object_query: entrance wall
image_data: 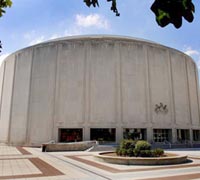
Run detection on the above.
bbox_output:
[0,36,199,146]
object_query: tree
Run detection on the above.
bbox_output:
[84,0,120,16]
[83,0,195,29]
[0,0,12,17]
[0,41,2,53]
[151,0,195,28]
[0,0,12,53]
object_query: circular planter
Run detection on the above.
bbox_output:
[95,152,188,165]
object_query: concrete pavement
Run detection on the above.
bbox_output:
[0,145,200,180]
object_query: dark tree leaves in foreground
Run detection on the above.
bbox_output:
[0,0,12,53]
[83,0,195,28]
[0,0,12,17]
[151,0,195,28]
[0,41,1,54]
[84,0,120,16]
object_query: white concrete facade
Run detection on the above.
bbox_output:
[0,35,199,146]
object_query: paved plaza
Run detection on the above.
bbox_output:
[0,145,200,179]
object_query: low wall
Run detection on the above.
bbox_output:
[42,141,97,152]
[95,152,188,165]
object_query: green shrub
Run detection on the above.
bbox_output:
[133,148,140,157]
[135,140,151,151]
[120,148,127,156]
[116,147,120,156]
[152,148,164,157]
[117,139,136,156]
[126,148,134,157]
[117,139,164,158]
[139,150,153,157]
[120,139,136,149]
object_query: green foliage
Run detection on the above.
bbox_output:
[151,0,195,28]
[0,0,12,17]
[152,148,164,157]
[126,148,134,157]
[0,41,2,53]
[83,0,99,7]
[117,139,164,158]
[83,0,195,28]
[116,139,136,156]
[116,148,127,156]
[83,0,120,16]
[0,0,12,53]
[120,139,136,149]
[135,140,151,151]
[133,148,140,157]
[121,148,127,156]
[139,150,153,157]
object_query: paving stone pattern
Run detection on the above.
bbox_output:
[1,145,200,179]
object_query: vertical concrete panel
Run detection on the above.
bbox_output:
[171,52,190,126]
[54,42,85,128]
[120,43,147,125]
[82,42,92,140]
[9,49,32,145]
[0,62,5,115]
[0,55,15,143]
[89,40,117,125]
[28,45,57,145]
[195,62,200,126]
[114,43,123,141]
[148,46,172,126]
[186,57,200,126]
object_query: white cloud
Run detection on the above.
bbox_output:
[29,36,45,46]
[23,30,47,46]
[23,30,36,40]
[184,46,200,70]
[64,27,83,36]
[23,13,111,47]
[184,47,200,56]
[49,34,61,40]
[0,53,10,66]
[75,14,109,29]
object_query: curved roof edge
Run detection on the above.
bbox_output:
[44,34,159,45]
[5,35,194,62]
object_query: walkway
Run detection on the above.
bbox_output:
[0,145,200,179]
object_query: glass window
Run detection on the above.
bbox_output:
[59,128,83,142]
[177,129,190,142]
[123,128,146,140]
[153,129,172,142]
[193,130,200,141]
[90,128,116,142]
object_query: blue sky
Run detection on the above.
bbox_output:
[0,0,200,70]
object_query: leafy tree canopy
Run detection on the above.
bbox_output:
[151,0,195,28]
[84,0,120,16]
[0,0,12,53]
[0,41,2,53]
[0,0,12,17]
[83,0,195,29]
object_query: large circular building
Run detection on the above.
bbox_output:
[0,35,200,146]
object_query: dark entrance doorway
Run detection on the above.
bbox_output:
[90,128,116,142]
[59,128,83,142]
[123,128,147,140]
[177,129,190,143]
